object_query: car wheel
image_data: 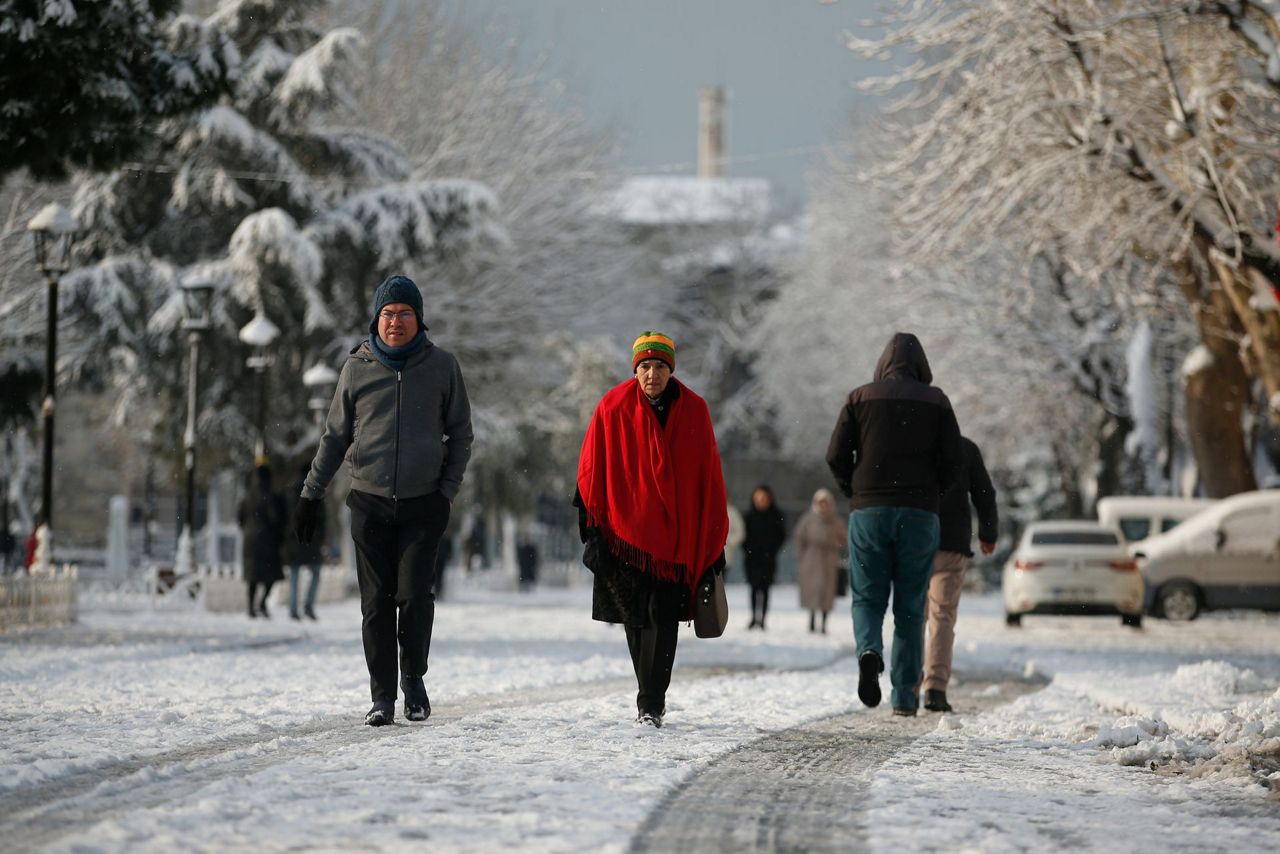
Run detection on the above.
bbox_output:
[1121,614,1143,628]
[1005,612,1022,627]
[1158,583,1200,622]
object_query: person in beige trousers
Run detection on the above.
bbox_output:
[923,435,998,712]
[794,489,847,633]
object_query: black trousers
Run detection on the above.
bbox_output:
[750,584,771,624]
[349,491,449,703]
[623,593,679,716]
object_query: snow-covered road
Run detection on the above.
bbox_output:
[1,582,1277,852]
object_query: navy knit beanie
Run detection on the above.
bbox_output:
[369,274,426,334]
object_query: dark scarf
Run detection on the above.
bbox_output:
[368,331,427,371]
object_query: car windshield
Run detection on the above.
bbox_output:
[1030,531,1119,546]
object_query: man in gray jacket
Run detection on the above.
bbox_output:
[293,274,473,726]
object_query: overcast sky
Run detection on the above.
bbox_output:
[428,0,888,208]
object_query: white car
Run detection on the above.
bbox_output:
[1134,490,1280,621]
[1002,521,1144,627]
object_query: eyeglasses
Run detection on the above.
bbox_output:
[379,310,415,323]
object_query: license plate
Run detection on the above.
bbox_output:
[1050,587,1095,598]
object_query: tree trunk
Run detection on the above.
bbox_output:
[1172,250,1258,497]
[1207,251,1280,427]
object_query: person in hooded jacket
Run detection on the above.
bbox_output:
[826,332,962,717]
[575,332,728,728]
[292,274,473,727]
[742,485,786,630]
[794,488,847,634]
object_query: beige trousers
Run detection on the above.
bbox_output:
[923,550,969,692]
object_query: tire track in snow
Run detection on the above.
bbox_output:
[0,653,851,849]
[630,671,1047,854]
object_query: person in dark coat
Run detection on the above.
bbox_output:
[742,485,786,630]
[826,332,962,717]
[284,463,326,621]
[292,274,473,727]
[923,435,998,713]
[575,331,728,728]
[516,535,539,592]
[239,463,286,619]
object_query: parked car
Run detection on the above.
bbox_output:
[1135,490,1280,621]
[1002,521,1144,627]
[1096,496,1213,550]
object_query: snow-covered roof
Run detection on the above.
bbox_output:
[601,176,771,226]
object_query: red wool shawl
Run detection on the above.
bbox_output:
[577,377,729,598]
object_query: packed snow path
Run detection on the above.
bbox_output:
[631,672,1044,853]
[1,583,1278,851]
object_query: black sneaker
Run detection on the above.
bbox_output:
[365,700,395,727]
[924,689,952,713]
[304,605,318,621]
[401,675,431,722]
[857,650,884,708]
[892,706,917,717]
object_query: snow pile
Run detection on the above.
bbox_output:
[1080,662,1279,791]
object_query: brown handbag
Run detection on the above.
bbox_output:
[694,571,729,638]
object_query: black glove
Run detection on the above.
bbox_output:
[292,497,321,544]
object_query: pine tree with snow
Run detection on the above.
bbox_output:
[0,0,237,180]
[43,0,502,466]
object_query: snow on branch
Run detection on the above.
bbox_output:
[228,208,331,330]
[271,28,365,127]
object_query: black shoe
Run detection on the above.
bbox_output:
[892,706,918,717]
[248,609,258,619]
[290,611,301,621]
[401,675,431,722]
[258,603,270,619]
[304,605,317,621]
[365,700,395,727]
[636,710,665,728]
[857,651,884,708]
[924,689,952,713]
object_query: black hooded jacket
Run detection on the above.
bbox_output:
[825,333,962,513]
[939,437,999,555]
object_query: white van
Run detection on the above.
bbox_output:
[1096,496,1213,547]
[1134,490,1280,621]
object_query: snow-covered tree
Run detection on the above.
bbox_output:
[846,0,1280,496]
[15,0,505,478]
[0,0,237,180]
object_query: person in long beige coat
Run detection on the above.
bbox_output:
[794,488,847,633]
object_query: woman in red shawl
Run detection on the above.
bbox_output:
[575,332,729,728]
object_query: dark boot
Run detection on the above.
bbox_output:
[401,674,431,722]
[857,650,884,708]
[809,611,816,633]
[365,699,394,727]
[892,706,918,717]
[924,689,953,713]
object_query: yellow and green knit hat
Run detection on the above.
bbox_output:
[632,331,676,371]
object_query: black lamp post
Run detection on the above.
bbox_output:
[26,203,79,572]
[177,278,215,573]
[238,312,280,460]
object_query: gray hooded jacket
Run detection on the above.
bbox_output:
[302,339,473,502]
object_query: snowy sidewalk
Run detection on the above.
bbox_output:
[0,584,1277,851]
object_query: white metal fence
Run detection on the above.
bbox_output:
[0,567,79,632]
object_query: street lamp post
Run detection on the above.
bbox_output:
[238,312,280,460]
[176,278,215,574]
[26,204,79,573]
[302,361,339,432]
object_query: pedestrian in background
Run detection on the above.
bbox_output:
[826,332,961,717]
[742,485,786,630]
[517,534,539,592]
[293,273,473,727]
[724,502,744,582]
[285,462,325,621]
[239,461,286,619]
[923,435,998,713]
[575,332,728,728]
[794,488,846,634]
